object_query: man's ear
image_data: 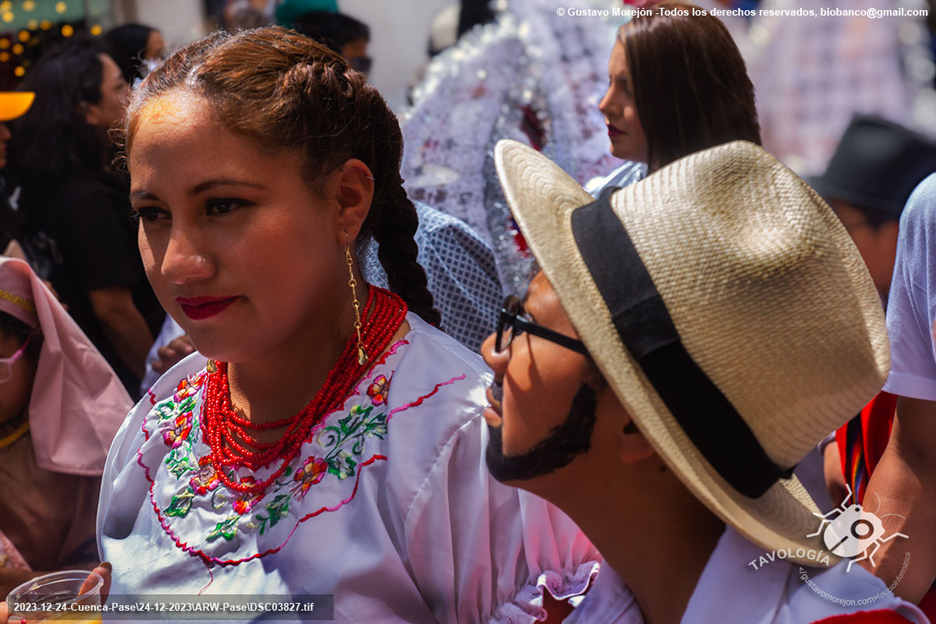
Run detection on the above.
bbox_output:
[594,380,656,464]
[619,415,656,463]
[332,158,375,243]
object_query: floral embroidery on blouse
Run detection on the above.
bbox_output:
[136,342,437,565]
[366,374,389,405]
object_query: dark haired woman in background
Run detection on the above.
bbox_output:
[95,26,596,622]
[103,23,166,86]
[589,0,761,191]
[9,39,164,398]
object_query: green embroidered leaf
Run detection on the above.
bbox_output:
[154,402,176,421]
[178,396,197,414]
[265,494,290,528]
[353,404,373,418]
[206,515,239,542]
[165,450,194,478]
[165,487,195,517]
[255,514,269,536]
[328,450,357,480]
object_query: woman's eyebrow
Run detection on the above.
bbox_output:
[188,179,266,195]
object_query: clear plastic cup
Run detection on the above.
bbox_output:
[5,570,103,623]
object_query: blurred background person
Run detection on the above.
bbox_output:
[812,117,936,618]
[0,257,131,596]
[816,114,936,508]
[102,23,166,87]
[293,10,371,75]
[811,116,936,302]
[590,0,762,192]
[0,92,35,258]
[8,38,164,399]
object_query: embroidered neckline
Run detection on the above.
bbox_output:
[135,337,469,566]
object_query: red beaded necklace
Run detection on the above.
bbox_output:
[201,286,407,495]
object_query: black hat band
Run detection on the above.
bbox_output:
[570,188,795,498]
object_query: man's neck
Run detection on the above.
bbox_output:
[540,460,725,624]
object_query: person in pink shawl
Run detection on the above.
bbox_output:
[0,256,131,596]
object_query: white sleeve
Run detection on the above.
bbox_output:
[883,174,936,400]
[401,410,602,623]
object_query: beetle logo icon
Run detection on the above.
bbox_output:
[807,485,908,572]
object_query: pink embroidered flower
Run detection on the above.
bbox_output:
[163,412,193,449]
[233,477,263,515]
[173,372,207,403]
[366,375,389,406]
[189,458,220,495]
[292,457,328,499]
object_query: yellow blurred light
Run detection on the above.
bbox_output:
[55,2,67,14]
[0,39,9,49]
[0,52,10,62]
[23,0,35,10]
[40,20,51,30]
[61,24,73,37]
[0,1,11,11]
[1,12,12,23]
[12,44,22,55]
[14,66,24,77]
[17,30,28,42]
[26,19,36,30]
[90,24,102,36]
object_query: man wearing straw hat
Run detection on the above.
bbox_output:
[481,139,929,623]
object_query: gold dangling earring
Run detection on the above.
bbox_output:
[345,232,368,366]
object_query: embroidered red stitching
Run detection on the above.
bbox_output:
[134,339,470,567]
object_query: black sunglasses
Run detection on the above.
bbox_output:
[495,295,588,355]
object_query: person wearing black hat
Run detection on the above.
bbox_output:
[814,114,936,550]
[810,115,936,300]
[813,117,936,612]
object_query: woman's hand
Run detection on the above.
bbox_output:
[0,563,111,624]
[152,335,195,374]
[82,562,112,604]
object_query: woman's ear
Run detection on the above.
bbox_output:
[332,158,375,243]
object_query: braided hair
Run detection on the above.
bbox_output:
[122,26,440,325]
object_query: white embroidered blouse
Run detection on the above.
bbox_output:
[98,314,600,623]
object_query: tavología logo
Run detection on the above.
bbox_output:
[807,485,907,572]
[748,485,907,572]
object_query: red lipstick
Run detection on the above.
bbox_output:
[176,295,239,320]
[607,124,625,137]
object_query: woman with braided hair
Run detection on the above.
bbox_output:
[89,26,597,623]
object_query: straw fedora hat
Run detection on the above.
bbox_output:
[494,139,889,565]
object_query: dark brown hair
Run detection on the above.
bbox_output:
[122,27,440,325]
[620,1,761,169]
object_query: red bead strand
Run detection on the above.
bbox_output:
[200,286,407,495]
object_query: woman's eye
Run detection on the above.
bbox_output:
[206,199,251,215]
[130,207,166,224]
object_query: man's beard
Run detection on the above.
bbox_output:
[486,383,598,483]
